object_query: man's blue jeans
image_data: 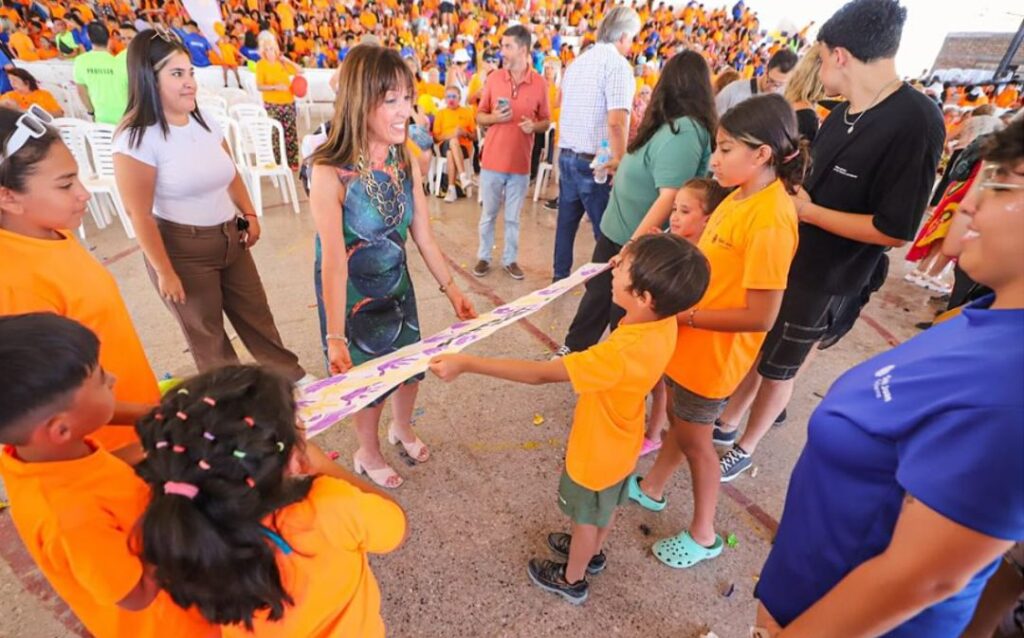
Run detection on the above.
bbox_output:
[553,150,611,280]
[478,169,529,267]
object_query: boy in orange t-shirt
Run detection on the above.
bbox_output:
[429,234,710,604]
[0,314,217,638]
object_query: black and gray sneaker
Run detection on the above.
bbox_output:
[712,420,738,447]
[546,532,607,575]
[773,409,787,426]
[543,197,559,210]
[551,344,571,359]
[527,558,589,605]
[719,444,753,483]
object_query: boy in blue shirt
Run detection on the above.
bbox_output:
[182,21,213,68]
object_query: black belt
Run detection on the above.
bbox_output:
[561,148,596,162]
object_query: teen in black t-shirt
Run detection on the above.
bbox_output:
[712,0,945,483]
[790,83,945,295]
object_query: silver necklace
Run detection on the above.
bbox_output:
[843,79,903,134]
[357,146,407,227]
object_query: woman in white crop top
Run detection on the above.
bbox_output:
[113,30,308,381]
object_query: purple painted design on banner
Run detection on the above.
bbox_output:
[298,263,607,438]
[340,382,387,405]
[423,326,465,344]
[302,377,338,394]
[423,343,451,357]
[578,263,609,278]
[377,355,420,375]
[451,332,482,348]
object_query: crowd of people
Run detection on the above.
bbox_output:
[0,0,1022,636]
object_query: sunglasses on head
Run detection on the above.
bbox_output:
[2,104,54,165]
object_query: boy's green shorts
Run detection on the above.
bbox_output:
[557,469,629,528]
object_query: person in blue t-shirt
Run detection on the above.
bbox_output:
[239,30,260,63]
[0,47,12,94]
[753,117,1024,637]
[69,12,93,52]
[182,21,213,68]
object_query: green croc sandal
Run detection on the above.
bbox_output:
[652,531,723,569]
[627,475,666,512]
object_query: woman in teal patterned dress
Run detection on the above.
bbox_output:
[310,45,476,489]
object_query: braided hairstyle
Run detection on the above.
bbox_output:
[133,365,314,629]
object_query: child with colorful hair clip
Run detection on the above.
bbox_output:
[134,364,407,637]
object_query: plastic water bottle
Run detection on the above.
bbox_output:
[591,139,612,184]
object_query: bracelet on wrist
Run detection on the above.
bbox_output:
[687,308,698,328]
[243,213,258,218]
[438,277,454,294]
[326,333,349,345]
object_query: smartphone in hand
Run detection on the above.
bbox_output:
[496,97,511,117]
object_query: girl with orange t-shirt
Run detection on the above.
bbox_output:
[134,365,407,638]
[0,106,158,460]
[629,95,803,570]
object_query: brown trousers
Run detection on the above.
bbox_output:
[146,218,305,381]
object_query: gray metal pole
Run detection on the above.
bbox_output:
[994,18,1024,81]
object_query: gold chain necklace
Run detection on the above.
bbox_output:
[357,146,407,227]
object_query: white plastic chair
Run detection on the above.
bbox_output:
[213,114,245,165]
[295,91,316,129]
[229,102,268,121]
[83,123,136,238]
[54,118,109,238]
[533,123,557,202]
[431,143,447,197]
[197,93,228,117]
[215,87,258,108]
[238,117,299,216]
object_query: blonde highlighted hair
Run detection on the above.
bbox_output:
[784,45,825,106]
[310,45,414,170]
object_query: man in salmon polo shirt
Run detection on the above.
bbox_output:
[474,24,550,281]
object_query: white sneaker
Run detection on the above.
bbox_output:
[296,373,320,387]
[923,276,951,293]
[460,172,473,187]
[904,271,925,284]
[444,189,457,203]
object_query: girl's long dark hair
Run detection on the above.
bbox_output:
[628,50,717,154]
[119,29,209,149]
[133,365,314,629]
[719,93,811,194]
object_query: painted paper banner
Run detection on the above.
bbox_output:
[298,262,611,437]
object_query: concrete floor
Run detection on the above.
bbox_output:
[0,173,940,638]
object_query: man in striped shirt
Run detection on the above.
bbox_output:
[552,6,640,282]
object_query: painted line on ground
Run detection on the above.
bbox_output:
[0,512,88,636]
[445,257,782,536]
[100,244,141,267]
[858,312,902,347]
[445,255,561,353]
